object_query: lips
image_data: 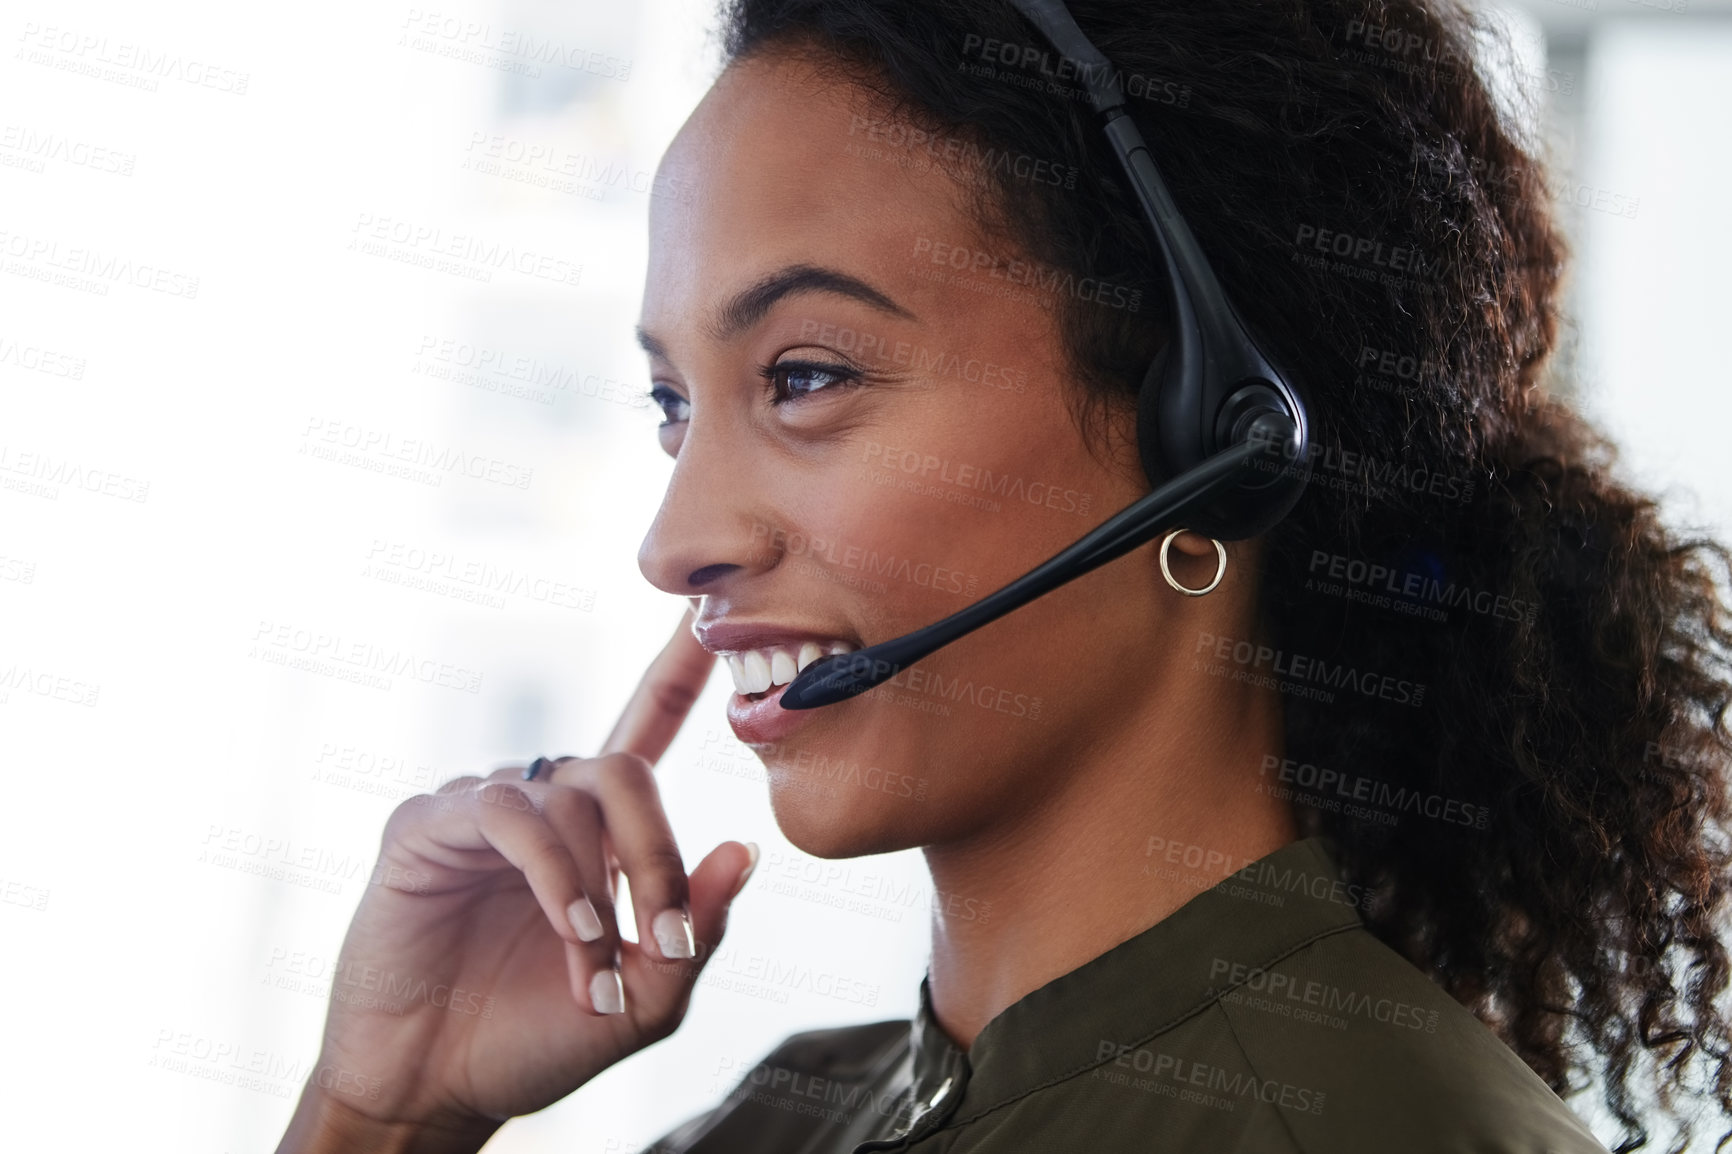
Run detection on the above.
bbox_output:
[695,624,862,691]
[725,678,813,744]
[694,620,863,656]
[697,621,863,744]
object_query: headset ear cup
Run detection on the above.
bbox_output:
[1133,342,1309,540]
[1135,343,1174,490]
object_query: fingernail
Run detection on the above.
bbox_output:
[653,907,696,959]
[730,841,760,901]
[568,896,604,942]
[590,967,624,1014]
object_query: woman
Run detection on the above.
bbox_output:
[276,0,1732,1151]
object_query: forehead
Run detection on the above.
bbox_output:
[642,50,989,330]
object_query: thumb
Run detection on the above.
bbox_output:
[688,840,758,959]
[617,841,757,1029]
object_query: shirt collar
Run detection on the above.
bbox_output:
[907,835,1364,1125]
[903,981,971,1133]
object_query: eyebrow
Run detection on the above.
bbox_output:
[635,263,916,360]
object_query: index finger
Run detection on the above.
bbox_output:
[599,603,716,765]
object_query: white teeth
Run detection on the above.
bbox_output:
[742,650,773,695]
[796,640,823,673]
[728,639,859,696]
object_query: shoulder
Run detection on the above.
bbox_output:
[644,1018,911,1153]
[750,1016,912,1075]
[1215,923,1610,1153]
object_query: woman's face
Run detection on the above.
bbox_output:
[637,50,1228,858]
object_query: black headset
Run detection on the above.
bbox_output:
[780,0,1311,710]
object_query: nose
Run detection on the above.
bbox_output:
[637,419,774,596]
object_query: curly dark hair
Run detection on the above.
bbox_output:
[714,0,1732,1149]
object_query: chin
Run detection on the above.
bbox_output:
[765,773,927,860]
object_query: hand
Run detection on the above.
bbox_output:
[277,606,755,1150]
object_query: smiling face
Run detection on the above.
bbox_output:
[636,47,1242,859]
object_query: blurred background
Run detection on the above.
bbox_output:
[0,0,1726,1149]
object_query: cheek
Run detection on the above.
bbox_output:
[757,387,1139,813]
[779,449,984,621]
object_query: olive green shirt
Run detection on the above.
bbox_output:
[647,836,1609,1152]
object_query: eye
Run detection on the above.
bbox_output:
[647,383,690,426]
[763,359,864,406]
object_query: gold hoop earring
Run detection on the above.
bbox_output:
[1159,529,1227,597]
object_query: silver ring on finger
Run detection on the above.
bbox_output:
[523,754,571,782]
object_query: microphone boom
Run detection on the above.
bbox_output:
[779,417,1294,710]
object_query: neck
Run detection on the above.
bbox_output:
[920,677,1294,1052]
